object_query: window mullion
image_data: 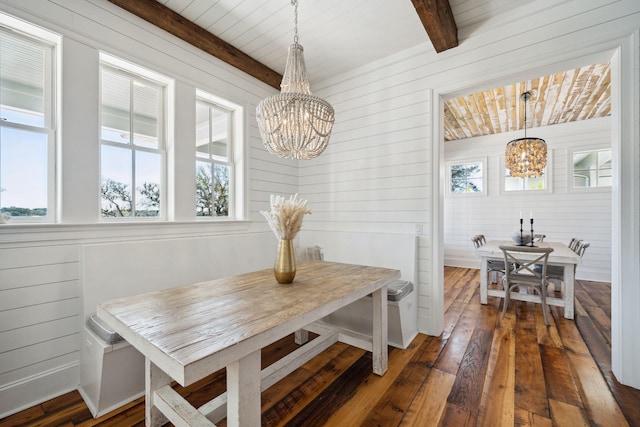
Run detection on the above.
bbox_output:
[129,79,136,217]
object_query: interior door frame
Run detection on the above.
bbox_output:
[432,33,640,388]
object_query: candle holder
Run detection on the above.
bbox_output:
[517,218,527,246]
[529,218,535,247]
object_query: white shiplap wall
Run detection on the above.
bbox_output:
[444,117,612,282]
[0,245,80,414]
[298,59,433,333]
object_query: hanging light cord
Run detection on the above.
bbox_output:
[292,0,299,44]
[522,91,530,139]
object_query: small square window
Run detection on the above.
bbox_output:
[572,148,611,189]
[447,159,486,196]
[502,155,551,193]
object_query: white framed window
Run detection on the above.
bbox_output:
[195,90,244,219]
[446,158,486,196]
[501,155,551,193]
[99,56,169,219]
[571,148,611,189]
[0,18,59,223]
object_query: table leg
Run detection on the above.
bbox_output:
[563,263,575,319]
[146,358,170,427]
[480,257,488,304]
[372,285,388,376]
[227,350,261,427]
[295,329,309,344]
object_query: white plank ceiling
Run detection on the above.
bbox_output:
[154,0,526,84]
[151,0,608,140]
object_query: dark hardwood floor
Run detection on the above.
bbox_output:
[2,267,639,426]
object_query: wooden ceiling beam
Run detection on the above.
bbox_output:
[410,0,458,53]
[107,0,282,90]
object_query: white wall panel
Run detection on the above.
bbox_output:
[300,52,432,332]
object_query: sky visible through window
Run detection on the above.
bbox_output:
[0,109,47,211]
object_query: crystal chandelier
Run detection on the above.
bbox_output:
[505,92,547,178]
[256,0,334,160]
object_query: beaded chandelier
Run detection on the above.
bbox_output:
[505,92,547,178]
[256,0,334,160]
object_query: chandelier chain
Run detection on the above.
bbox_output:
[292,0,299,44]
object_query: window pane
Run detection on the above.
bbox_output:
[196,102,210,158]
[0,30,46,128]
[196,161,212,216]
[0,127,47,217]
[101,70,131,144]
[195,101,230,160]
[573,149,612,188]
[449,162,482,193]
[135,151,160,217]
[213,164,229,217]
[101,144,132,217]
[505,167,546,191]
[210,108,229,158]
[133,81,160,149]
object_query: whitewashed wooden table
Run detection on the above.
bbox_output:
[476,240,581,319]
[97,261,400,427]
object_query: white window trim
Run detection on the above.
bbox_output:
[99,54,173,221]
[499,153,553,195]
[568,147,612,193]
[445,157,487,197]
[195,89,245,221]
[0,15,60,223]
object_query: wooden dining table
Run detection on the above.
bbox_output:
[97,261,400,427]
[476,240,582,319]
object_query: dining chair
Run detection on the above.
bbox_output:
[295,245,324,262]
[500,245,554,325]
[473,234,510,284]
[568,238,582,252]
[537,241,590,291]
[534,233,546,242]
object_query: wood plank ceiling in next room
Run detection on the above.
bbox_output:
[444,62,611,141]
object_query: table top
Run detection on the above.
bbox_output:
[476,240,581,265]
[97,261,400,385]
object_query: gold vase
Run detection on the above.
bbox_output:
[274,239,296,284]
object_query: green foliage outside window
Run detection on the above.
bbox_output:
[450,163,483,193]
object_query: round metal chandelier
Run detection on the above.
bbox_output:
[505,92,547,178]
[256,0,334,160]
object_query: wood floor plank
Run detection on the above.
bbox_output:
[573,291,640,427]
[399,368,455,427]
[360,329,450,426]
[477,311,516,427]
[435,300,482,375]
[539,345,583,407]
[513,408,552,427]
[548,398,590,426]
[260,344,365,426]
[259,341,353,411]
[513,302,550,418]
[278,353,373,427]
[556,324,629,426]
[574,284,611,344]
[439,403,476,427]
[446,302,497,414]
[321,334,427,427]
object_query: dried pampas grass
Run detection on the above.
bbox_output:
[261,194,311,240]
